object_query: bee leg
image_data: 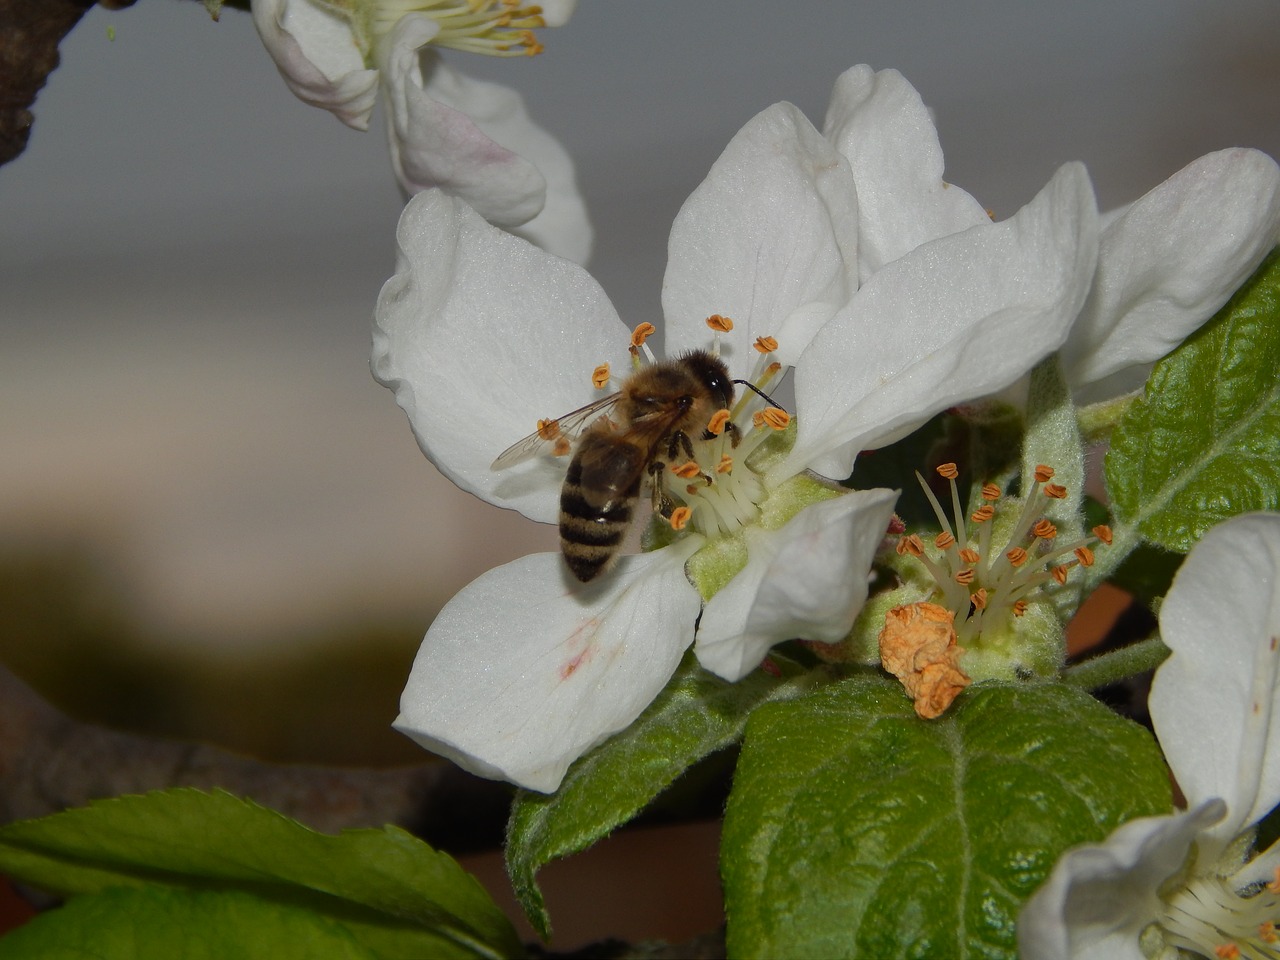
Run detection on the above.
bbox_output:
[668,430,695,461]
[648,461,677,517]
[724,420,742,448]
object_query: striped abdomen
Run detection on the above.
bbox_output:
[559,434,647,582]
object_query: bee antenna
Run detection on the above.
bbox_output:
[732,379,787,412]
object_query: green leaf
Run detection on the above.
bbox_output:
[506,652,820,939]
[0,789,520,960]
[1106,247,1280,554]
[721,674,1171,959]
[0,887,375,960]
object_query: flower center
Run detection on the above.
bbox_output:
[896,463,1111,646]
[359,0,549,56]
[1158,867,1280,959]
[631,317,788,541]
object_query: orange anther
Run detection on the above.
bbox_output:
[1074,546,1096,567]
[672,461,702,479]
[970,588,988,611]
[971,505,995,523]
[669,506,692,530]
[935,531,956,550]
[1051,565,1069,586]
[591,363,610,389]
[716,454,734,474]
[707,408,732,436]
[954,568,976,585]
[897,534,925,557]
[630,322,656,347]
[754,335,779,353]
[959,548,980,564]
[553,437,572,457]
[1034,465,1055,482]
[937,462,959,480]
[766,361,783,376]
[1043,483,1068,499]
[536,418,561,441]
[1092,524,1113,545]
[706,313,734,332]
[1032,519,1058,540]
[756,407,790,431]
[1259,922,1277,944]
[1005,547,1028,567]
[981,482,1002,501]
[1214,944,1241,960]
[1011,599,1028,617]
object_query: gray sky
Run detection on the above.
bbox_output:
[2,0,1278,646]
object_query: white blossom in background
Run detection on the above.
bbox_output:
[370,64,1100,793]
[1061,148,1280,403]
[251,0,591,262]
[1019,512,1280,960]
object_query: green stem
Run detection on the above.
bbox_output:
[1062,634,1170,690]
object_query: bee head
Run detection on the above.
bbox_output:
[682,350,735,410]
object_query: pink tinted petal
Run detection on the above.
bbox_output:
[395,544,701,793]
[663,101,859,372]
[383,16,545,227]
[782,162,1098,483]
[822,65,988,279]
[695,488,898,681]
[1151,512,1280,849]
[252,0,379,130]
[371,190,630,523]
[1017,802,1224,960]
[1064,149,1280,397]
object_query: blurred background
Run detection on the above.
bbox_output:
[2,1,1279,768]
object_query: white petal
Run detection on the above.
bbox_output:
[822,65,989,279]
[695,488,898,681]
[382,17,545,228]
[251,0,379,130]
[662,101,860,371]
[1064,149,1280,398]
[1150,512,1280,847]
[371,190,631,524]
[781,162,1099,483]
[1017,801,1225,960]
[394,544,702,793]
[419,51,592,263]
[537,0,577,28]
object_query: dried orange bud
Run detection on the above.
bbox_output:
[705,313,734,332]
[753,335,779,353]
[1032,519,1058,540]
[937,462,959,480]
[591,363,610,389]
[971,505,995,523]
[981,482,1001,501]
[707,408,732,436]
[630,322,656,347]
[1074,545,1096,567]
[935,531,956,549]
[1092,524,1113,545]
[669,506,692,530]
[959,548,980,564]
[1043,483,1068,499]
[536,418,561,441]
[878,602,971,720]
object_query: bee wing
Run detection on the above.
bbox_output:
[490,392,623,470]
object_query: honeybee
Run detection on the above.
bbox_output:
[492,350,736,582]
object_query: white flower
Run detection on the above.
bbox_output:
[251,0,590,262]
[1019,512,1280,960]
[1061,148,1280,402]
[372,65,1098,792]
